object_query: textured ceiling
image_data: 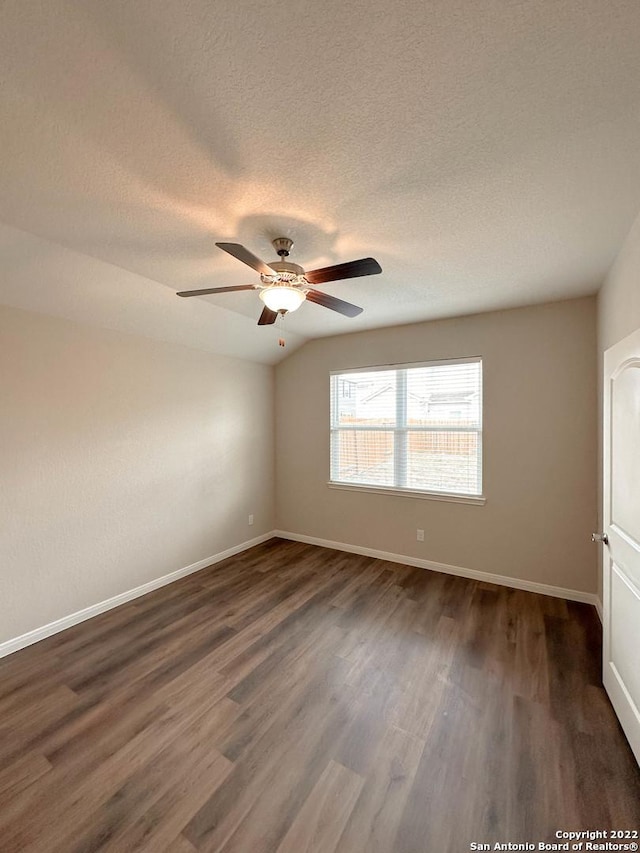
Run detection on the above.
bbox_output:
[1,0,640,362]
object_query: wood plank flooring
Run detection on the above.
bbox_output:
[0,538,638,852]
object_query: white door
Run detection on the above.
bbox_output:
[602,326,640,765]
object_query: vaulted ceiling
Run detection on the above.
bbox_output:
[1,0,640,363]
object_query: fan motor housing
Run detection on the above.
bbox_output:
[267,260,305,278]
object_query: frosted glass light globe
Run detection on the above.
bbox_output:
[259,286,306,313]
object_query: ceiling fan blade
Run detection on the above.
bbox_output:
[257,306,278,325]
[176,285,256,297]
[304,257,382,285]
[216,242,274,276]
[305,288,363,317]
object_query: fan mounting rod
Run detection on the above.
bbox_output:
[264,237,304,280]
[272,237,293,257]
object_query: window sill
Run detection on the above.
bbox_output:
[327,482,486,505]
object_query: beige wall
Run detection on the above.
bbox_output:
[596,210,640,600]
[1,291,602,646]
[599,212,640,353]
[0,305,275,644]
[276,297,597,593]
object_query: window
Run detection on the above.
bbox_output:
[330,357,483,500]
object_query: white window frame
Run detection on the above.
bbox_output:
[329,356,485,505]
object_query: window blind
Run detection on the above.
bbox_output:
[330,358,482,496]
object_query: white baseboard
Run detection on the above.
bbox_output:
[0,532,275,660]
[274,530,600,608]
[2,530,601,661]
[595,596,604,623]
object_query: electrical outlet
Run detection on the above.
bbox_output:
[248,514,254,526]
[416,528,424,542]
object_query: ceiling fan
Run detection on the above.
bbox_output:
[176,238,382,325]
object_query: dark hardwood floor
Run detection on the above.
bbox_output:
[1,538,638,852]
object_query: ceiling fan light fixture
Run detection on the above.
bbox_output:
[177,239,379,326]
[259,285,306,313]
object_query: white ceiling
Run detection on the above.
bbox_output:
[1,0,640,363]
